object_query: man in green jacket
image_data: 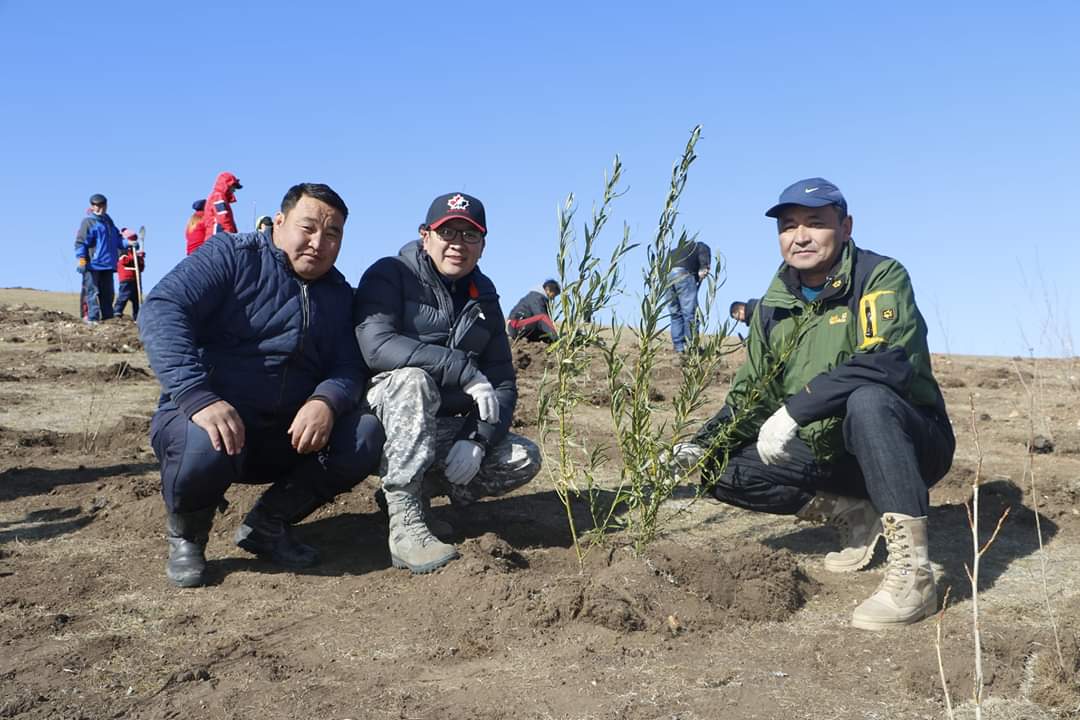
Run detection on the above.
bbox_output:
[678,178,954,630]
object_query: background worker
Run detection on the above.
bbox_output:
[506,279,560,343]
[113,227,145,320]
[667,239,712,353]
[75,193,129,322]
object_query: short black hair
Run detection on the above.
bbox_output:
[280,183,349,220]
[542,279,561,295]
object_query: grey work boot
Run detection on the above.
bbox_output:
[234,483,326,569]
[374,487,455,539]
[851,513,937,630]
[797,492,883,572]
[165,507,216,588]
[385,489,459,574]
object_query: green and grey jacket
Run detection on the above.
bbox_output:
[696,238,947,464]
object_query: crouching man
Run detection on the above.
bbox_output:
[676,178,954,629]
[139,183,385,588]
[354,192,542,574]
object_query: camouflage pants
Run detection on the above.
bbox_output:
[366,367,541,506]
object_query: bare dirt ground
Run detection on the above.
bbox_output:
[0,290,1077,720]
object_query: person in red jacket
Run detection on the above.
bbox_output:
[200,172,242,244]
[114,228,145,319]
[185,199,208,255]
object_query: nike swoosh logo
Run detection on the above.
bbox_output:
[804,187,819,193]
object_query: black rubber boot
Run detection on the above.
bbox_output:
[165,507,215,588]
[234,483,326,569]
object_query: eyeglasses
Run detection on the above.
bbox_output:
[434,226,484,245]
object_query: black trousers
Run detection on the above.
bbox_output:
[703,385,954,518]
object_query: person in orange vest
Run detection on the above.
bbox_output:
[113,228,145,320]
[185,199,207,255]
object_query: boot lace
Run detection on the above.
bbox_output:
[878,519,914,594]
[397,499,437,547]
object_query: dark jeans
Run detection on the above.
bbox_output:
[113,280,139,319]
[704,385,954,518]
[666,268,699,352]
[150,404,385,513]
[83,270,115,321]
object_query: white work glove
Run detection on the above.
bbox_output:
[464,372,500,424]
[445,439,485,486]
[756,405,799,466]
[667,442,706,471]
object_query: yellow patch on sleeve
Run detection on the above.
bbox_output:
[858,290,896,349]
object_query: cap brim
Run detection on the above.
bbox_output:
[764,196,837,218]
[233,183,243,189]
[428,215,486,233]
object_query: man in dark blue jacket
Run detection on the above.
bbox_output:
[354,192,541,574]
[75,193,129,322]
[139,183,385,588]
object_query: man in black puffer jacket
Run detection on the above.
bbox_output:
[140,183,385,589]
[354,192,541,574]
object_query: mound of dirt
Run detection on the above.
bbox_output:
[522,540,817,635]
[92,361,151,382]
[0,415,152,459]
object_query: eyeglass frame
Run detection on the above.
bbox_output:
[430,225,485,246]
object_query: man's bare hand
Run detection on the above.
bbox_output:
[191,400,246,456]
[288,398,335,454]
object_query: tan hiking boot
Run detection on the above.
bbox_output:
[375,488,455,539]
[796,492,883,572]
[386,490,459,574]
[851,513,937,630]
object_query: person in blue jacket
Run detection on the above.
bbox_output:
[75,193,129,322]
[139,183,385,589]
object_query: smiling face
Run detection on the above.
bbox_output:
[271,195,345,280]
[776,204,852,287]
[421,218,485,280]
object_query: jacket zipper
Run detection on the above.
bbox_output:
[426,259,456,333]
[276,280,310,410]
[450,302,484,350]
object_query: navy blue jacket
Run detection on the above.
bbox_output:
[139,231,366,421]
[75,212,126,271]
[354,240,515,449]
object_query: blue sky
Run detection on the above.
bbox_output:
[1,1,1077,357]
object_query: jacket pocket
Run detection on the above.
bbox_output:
[858,290,896,350]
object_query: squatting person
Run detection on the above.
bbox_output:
[354,192,542,574]
[506,279,560,343]
[140,183,385,588]
[675,177,954,630]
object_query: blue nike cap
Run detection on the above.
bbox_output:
[765,177,847,218]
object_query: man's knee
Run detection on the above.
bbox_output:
[702,447,809,515]
[155,416,239,511]
[469,433,542,498]
[844,384,906,432]
[323,411,385,487]
[379,367,438,401]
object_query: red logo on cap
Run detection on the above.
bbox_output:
[447,194,469,212]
